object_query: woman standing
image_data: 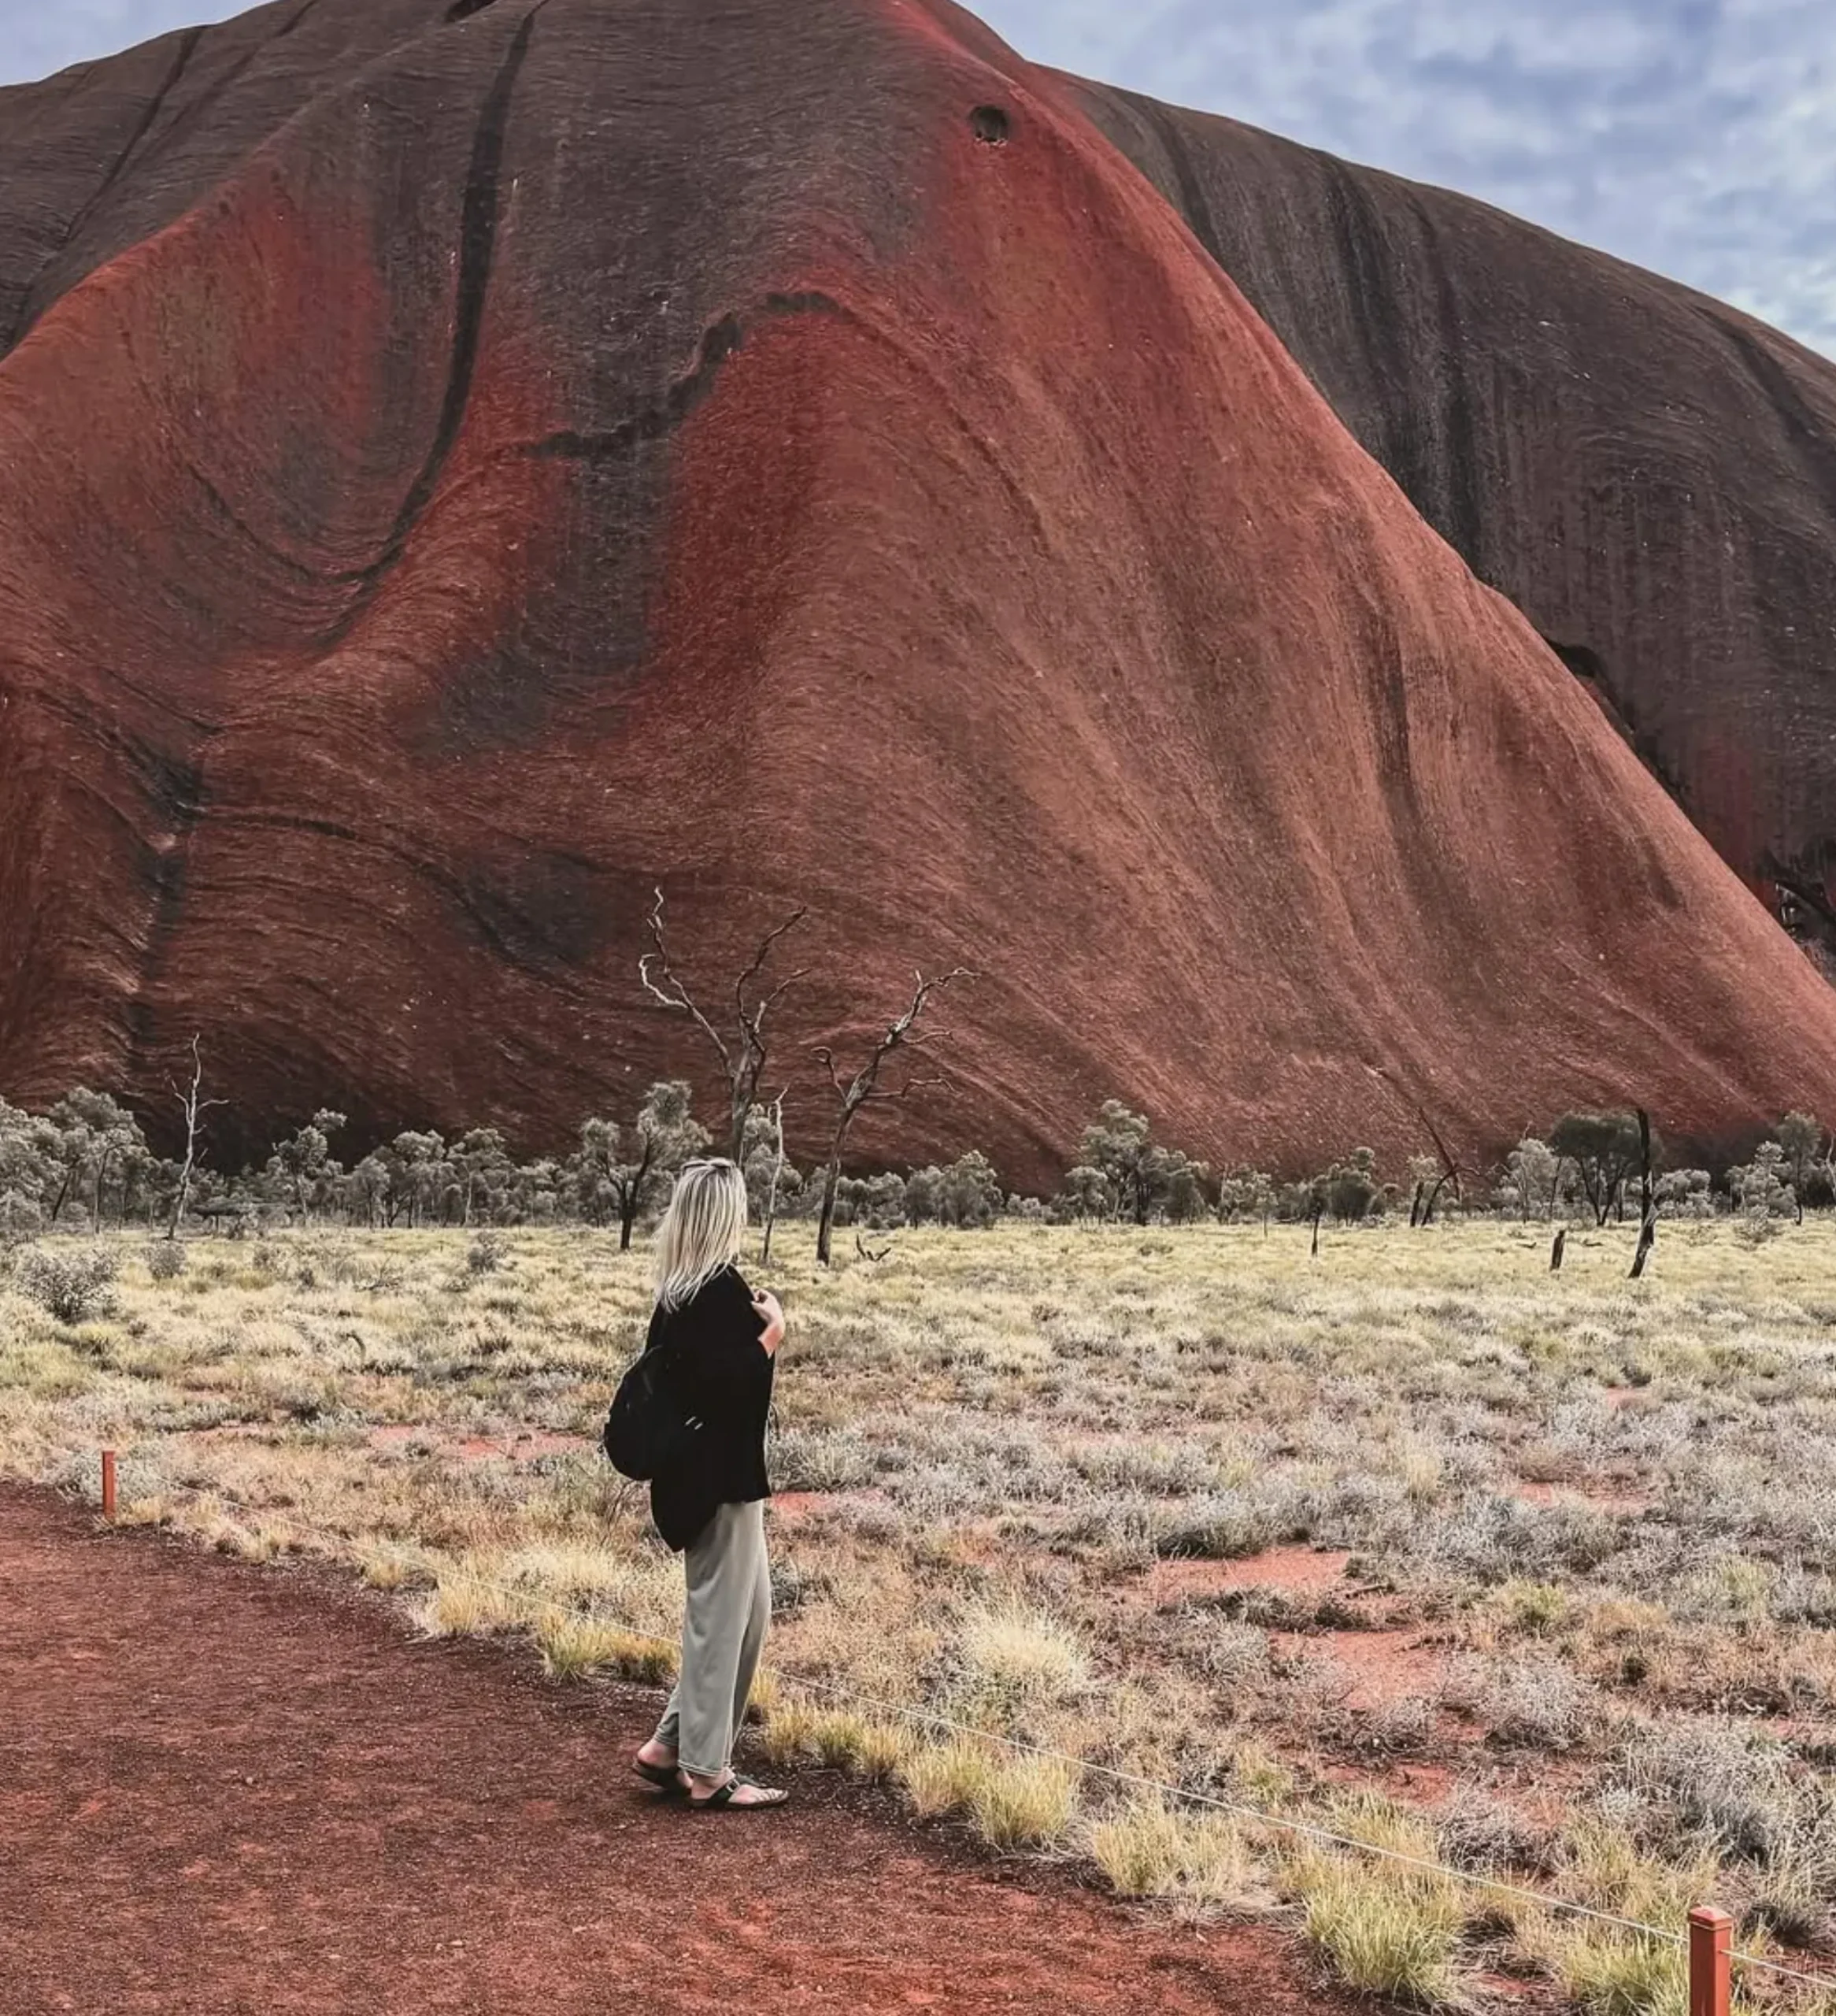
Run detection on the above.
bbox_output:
[631,1158,790,1811]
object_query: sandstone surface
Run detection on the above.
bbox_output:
[2,0,1834,1183]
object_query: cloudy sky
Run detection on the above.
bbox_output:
[5,0,1832,357]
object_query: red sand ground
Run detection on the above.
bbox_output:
[1276,1628,1450,1713]
[1143,1546,1356,1605]
[3,0,1836,1184]
[1,1484,1355,2016]
[1513,1480,1654,1518]
[365,1425,590,1464]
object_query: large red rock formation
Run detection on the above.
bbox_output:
[2,0,1834,1187]
[1064,82,1836,964]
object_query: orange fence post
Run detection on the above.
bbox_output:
[101,1449,117,1522]
[1689,1907,1733,2016]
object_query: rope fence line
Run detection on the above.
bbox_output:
[88,1451,1830,2000]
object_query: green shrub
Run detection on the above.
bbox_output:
[146,1240,187,1282]
[13,1244,119,1324]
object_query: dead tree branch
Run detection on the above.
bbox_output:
[639,888,809,1158]
[812,967,975,1266]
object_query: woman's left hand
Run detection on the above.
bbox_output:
[752,1290,787,1356]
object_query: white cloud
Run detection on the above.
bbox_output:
[981,0,1836,357]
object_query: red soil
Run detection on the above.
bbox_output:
[1145,1546,1353,1603]
[0,1484,1350,2016]
[768,1488,896,1526]
[1514,1479,1654,1517]
[366,1425,590,1463]
[4,0,1836,1182]
[1279,1628,1450,1713]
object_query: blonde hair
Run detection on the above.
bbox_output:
[653,1158,749,1311]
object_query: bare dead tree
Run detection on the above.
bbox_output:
[1630,1215,1656,1279]
[811,967,975,1267]
[639,888,808,1158]
[1364,1063,1464,1226]
[166,1036,227,1240]
[1629,1106,1656,1279]
[759,1090,789,1267]
[1414,1114,1464,1226]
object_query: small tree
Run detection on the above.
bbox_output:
[0,1098,56,1228]
[268,1110,346,1222]
[741,1095,796,1264]
[1318,1147,1383,1224]
[1218,1166,1275,1232]
[639,888,807,1159]
[452,1127,515,1226]
[1160,1155,1214,1224]
[46,1089,145,1229]
[379,1131,448,1228]
[1654,1169,1712,1218]
[1775,1114,1825,1225]
[1549,1111,1647,1227]
[1052,1165,1115,1223]
[1728,1141,1795,1221]
[345,1154,391,1228]
[834,1172,909,1230]
[1074,1102,1209,1225]
[1503,1137,1560,1221]
[811,968,973,1266]
[513,1158,564,1223]
[914,1151,1004,1228]
[574,1082,708,1251]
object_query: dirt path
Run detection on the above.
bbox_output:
[1,1486,1338,2016]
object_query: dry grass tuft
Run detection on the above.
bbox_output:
[534,1612,676,1684]
[1088,1794,1262,1910]
[967,1753,1082,1851]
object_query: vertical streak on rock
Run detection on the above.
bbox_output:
[118,0,328,191]
[6,26,206,352]
[325,6,540,645]
[1413,200,1486,576]
[124,746,212,1075]
[1315,157,1427,506]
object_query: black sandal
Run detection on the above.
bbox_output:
[689,1773,788,1812]
[634,1757,687,1796]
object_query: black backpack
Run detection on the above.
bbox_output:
[602,1340,704,1481]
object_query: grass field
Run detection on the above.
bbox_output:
[6,1218,1836,2012]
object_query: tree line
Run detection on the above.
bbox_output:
[2,891,1829,1256]
[1,1080,1827,1250]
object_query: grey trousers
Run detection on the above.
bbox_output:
[653,1499,772,1777]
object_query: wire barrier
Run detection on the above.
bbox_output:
[84,1447,1834,2004]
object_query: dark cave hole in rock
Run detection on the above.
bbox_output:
[446,0,499,20]
[969,105,1012,146]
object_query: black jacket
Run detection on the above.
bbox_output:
[648,1266,775,1552]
